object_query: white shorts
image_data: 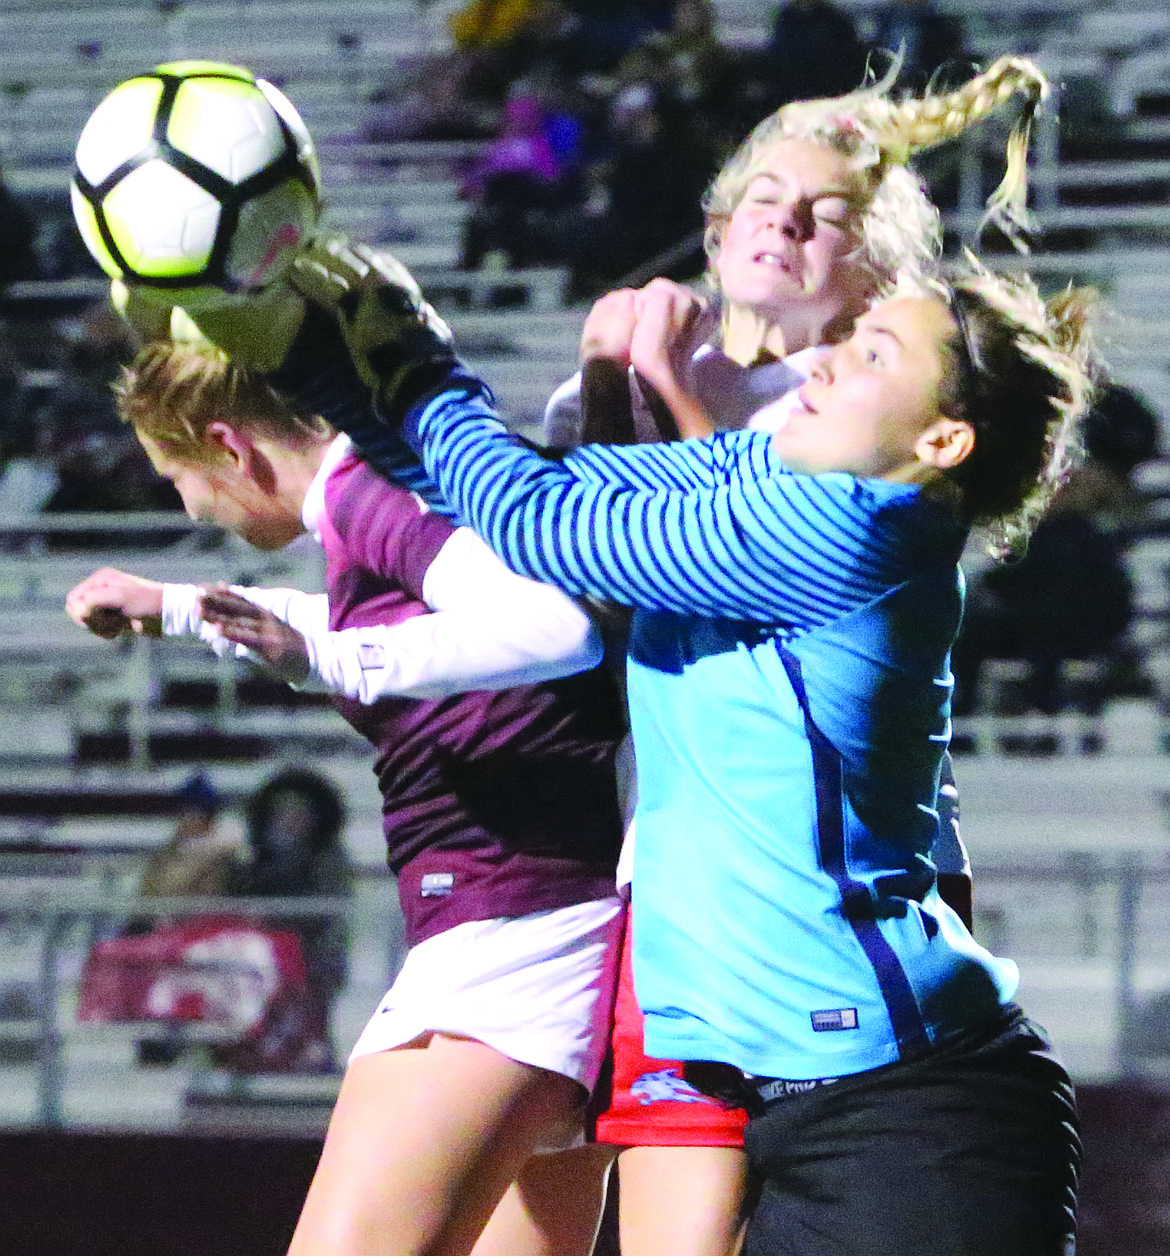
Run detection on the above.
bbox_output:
[349,897,625,1091]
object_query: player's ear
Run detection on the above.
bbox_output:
[205,420,257,472]
[914,416,975,471]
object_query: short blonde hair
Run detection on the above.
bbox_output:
[115,340,330,464]
[703,55,1051,288]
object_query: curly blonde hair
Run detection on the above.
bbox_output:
[703,55,1051,288]
[115,340,330,463]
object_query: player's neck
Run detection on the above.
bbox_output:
[722,299,862,365]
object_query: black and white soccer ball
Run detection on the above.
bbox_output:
[71,60,321,296]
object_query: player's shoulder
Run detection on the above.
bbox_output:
[325,452,449,536]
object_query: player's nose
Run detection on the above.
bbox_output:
[773,197,814,242]
[808,347,833,384]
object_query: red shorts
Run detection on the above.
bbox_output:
[591,913,748,1148]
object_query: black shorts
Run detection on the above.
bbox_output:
[741,1006,1080,1256]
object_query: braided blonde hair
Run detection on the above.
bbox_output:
[703,55,1051,286]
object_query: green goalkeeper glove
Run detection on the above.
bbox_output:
[114,232,465,424]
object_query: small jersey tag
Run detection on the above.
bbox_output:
[811,1008,858,1032]
[420,872,455,897]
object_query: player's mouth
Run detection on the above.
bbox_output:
[795,389,816,414]
[753,250,795,272]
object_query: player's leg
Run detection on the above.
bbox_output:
[465,1143,751,1256]
[289,901,624,1256]
[602,912,753,1256]
[287,1033,582,1256]
[470,1144,618,1256]
[618,1144,752,1256]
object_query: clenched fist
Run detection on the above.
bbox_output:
[66,567,164,638]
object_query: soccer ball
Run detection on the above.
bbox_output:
[71,60,321,296]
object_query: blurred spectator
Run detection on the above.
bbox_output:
[763,0,868,108]
[223,766,353,1072]
[539,72,594,174]
[26,301,180,519]
[140,772,241,899]
[561,0,674,74]
[1079,382,1163,529]
[645,0,727,104]
[0,323,32,486]
[364,55,499,144]
[456,84,585,271]
[449,0,543,50]
[80,768,351,1074]
[625,0,733,147]
[0,302,175,523]
[363,0,563,145]
[533,79,708,294]
[864,0,967,92]
[447,0,574,110]
[952,382,1162,718]
[0,165,39,289]
[131,771,243,1066]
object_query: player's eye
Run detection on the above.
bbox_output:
[814,199,851,225]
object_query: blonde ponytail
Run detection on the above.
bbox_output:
[871,56,1051,246]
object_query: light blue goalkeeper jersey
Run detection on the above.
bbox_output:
[402,390,1019,1079]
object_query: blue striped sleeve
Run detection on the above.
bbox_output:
[408,390,939,630]
[557,433,731,491]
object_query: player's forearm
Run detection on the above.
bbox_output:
[404,390,780,618]
[162,562,601,704]
[646,376,713,440]
[309,528,601,700]
[306,608,601,702]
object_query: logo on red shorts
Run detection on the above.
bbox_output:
[631,1067,713,1105]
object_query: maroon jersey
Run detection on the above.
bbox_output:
[318,450,624,944]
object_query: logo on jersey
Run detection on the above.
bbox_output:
[420,872,455,897]
[631,1068,711,1105]
[357,642,385,670]
[811,1007,858,1032]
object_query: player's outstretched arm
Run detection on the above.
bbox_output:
[131,235,473,502]
[65,568,164,638]
[200,529,603,703]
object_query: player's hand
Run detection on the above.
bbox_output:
[285,235,458,402]
[111,280,175,343]
[65,567,163,638]
[629,279,711,391]
[111,273,306,371]
[199,585,310,685]
[185,280,308,372]
[579,289,639,367]
[627,280,715,439]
